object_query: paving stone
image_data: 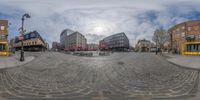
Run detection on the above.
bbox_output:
[0,52,198,100]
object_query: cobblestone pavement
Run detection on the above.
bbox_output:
[0,52,199,100]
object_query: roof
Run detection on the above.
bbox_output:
[103,32,127,40]
[168,20,200,32]
[60,28,74,36]
[137,39,151,44]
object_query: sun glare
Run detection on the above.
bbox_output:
[94,26,104,33]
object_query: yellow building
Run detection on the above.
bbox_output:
[0,20,9,56]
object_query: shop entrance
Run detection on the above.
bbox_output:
[187,44,200,52]
[0,43,6,51]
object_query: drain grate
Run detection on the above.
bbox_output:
[117,61,124,65]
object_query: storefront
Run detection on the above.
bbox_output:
[182,42,200,55]
[0,20,9,56]
[0,42,9,55]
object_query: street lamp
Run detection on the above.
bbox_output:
[19,13,31,62]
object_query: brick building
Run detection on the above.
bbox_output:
[51,42,60,51]
[168,20,200,55]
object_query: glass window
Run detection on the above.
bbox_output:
[25,35,29,40]
[30,33,36,38]
[181,32,185,38]
[187,34,195,38]
[0,44,6,51]
[188,27,192,31]
[198,44,200,51]
[0,25,5,30]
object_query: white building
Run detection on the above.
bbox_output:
[87,43,98,51]
[66,32,87,51]
[60,29,74,50]
[135,39,155,52]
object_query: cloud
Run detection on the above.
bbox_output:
[0,0,200,47]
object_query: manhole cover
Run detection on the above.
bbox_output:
[117,61,124,65]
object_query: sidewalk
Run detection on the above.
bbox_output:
[0,54,35,69]
[166,54,200,70]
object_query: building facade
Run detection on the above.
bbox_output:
[13,31,48,51]
[66,32,87,51]
[99,40,108,50]
[0,20,9,56]
[87,43,98,51]
[9,38,15,52]
[135,39,155,52]
[51,42,60,51]
[168,20,200,55]
[99,32,129,51]
[60,29,74,50]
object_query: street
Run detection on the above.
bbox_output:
[0,52,198,100]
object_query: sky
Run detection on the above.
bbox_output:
[0,0,200,47]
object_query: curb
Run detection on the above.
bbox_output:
[166,58,200,71]
[0,56,35,70]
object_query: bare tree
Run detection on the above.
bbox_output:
[152,27,168,55]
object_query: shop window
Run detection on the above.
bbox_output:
[195,34,200,40]
[199,34,200,40]
[0,44,6,51]
[198,44,200,51]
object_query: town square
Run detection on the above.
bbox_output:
[0,0,200,100]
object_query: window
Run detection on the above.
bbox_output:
[0,25,5,30]
[25,35,29,40]
[193,26,199,30]
[181,32,185,38]
[30,33,36,38]
[188,27,192,31]
[187,34,195,38]
[186,34,195,41]
[182,26,185,30]
[176,28,180,32]
[195,35,199,40]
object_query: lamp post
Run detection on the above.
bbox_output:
[19,13,30,62]
[155,33,158,55]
